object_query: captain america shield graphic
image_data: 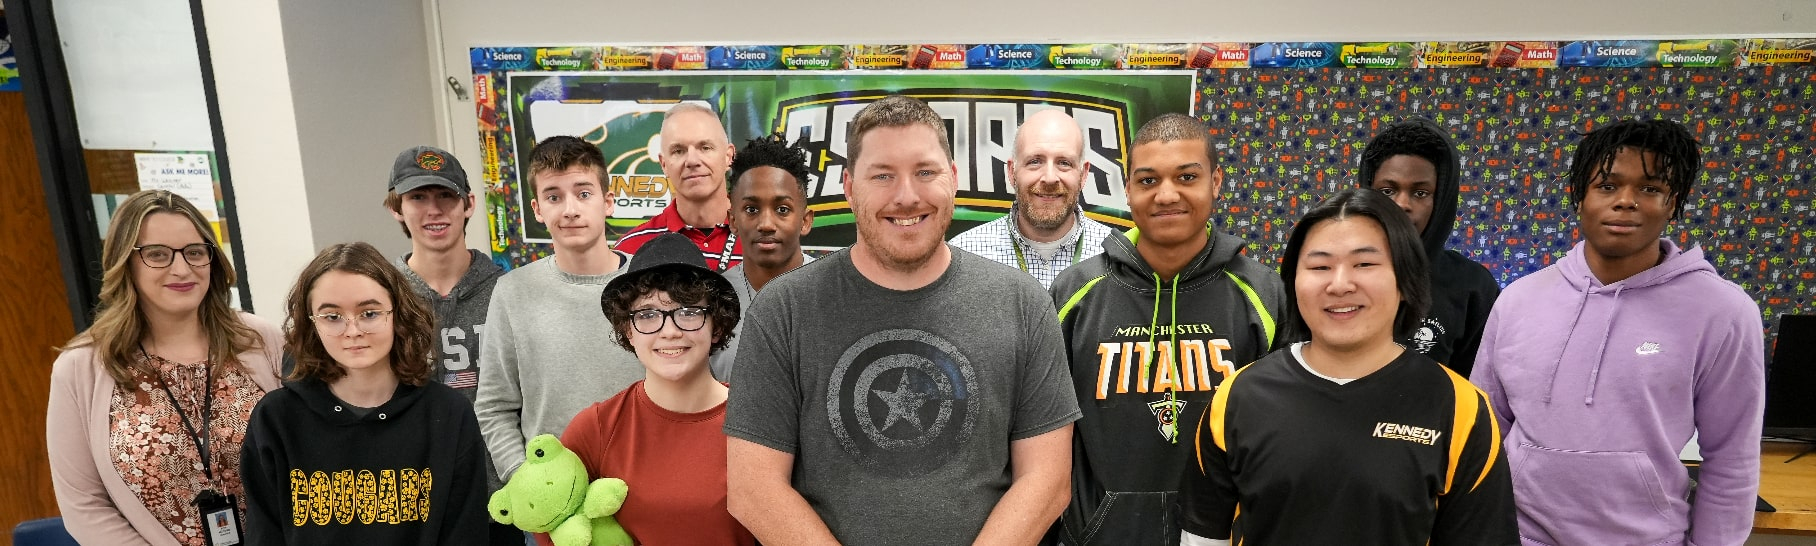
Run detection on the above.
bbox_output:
[826,329,979,474]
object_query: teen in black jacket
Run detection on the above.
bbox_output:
[1356,118,1501,376]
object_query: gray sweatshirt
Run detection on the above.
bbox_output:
[709,254,813,382]
[474,254,642,479]
[394,249,503,402]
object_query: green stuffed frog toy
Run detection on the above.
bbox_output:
[488,434,633,546]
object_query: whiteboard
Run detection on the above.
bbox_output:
[54,0,215,151]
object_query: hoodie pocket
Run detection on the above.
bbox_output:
[1508,442,1684,546]
[1062,491,1178,546]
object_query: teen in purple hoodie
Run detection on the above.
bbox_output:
[1471,119,1764,546]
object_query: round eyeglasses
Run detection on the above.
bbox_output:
[133,243,215,269]
[629,307,710,334]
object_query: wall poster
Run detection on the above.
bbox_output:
[473,40,1815,335]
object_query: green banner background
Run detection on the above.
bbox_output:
[503,72,1194,249]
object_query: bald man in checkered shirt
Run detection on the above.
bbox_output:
[949,110,1118,289]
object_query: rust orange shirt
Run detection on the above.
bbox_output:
[539,381,754,546]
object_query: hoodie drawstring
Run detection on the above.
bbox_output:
[1541,278,1593,404]
[1167,279,1181,443]
[1583,284,1625,405]
[1543,275,1626,405]
[1146,273,1184,444]
[1147,273,1162,375]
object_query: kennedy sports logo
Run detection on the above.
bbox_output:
[1373,422,1443,445]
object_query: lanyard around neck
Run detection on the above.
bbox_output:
[140,344,216,482]
[1010,229,1085,273]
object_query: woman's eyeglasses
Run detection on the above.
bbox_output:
[133,243,214,268]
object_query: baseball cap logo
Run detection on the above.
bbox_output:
[416,151,445,171]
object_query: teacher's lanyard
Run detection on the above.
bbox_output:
[1010,231,1084,273]
[142,345,216,483]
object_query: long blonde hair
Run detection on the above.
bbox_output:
[64,190,262,383]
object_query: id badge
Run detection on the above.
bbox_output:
[194,490,243,546]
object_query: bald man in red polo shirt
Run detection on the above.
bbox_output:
[614,103,744,271]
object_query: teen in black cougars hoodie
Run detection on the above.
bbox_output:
[239,242,488,546]
[1049,226,1284,546]
[240,379,488,545]
[1356,118,1501,377]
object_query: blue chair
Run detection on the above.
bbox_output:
[12,517,78,546]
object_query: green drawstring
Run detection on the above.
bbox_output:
[1147,273,1162,398]
[1148,273,1185,445]
[1168,277,1181,444]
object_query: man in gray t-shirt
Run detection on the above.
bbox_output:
[725,95,1080,544]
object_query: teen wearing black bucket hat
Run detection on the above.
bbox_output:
[531,233,753,546]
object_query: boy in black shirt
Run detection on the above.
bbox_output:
[1179,189,1515,546]
[1356,119,1500,376]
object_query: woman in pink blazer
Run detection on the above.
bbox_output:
[47,190,283,546]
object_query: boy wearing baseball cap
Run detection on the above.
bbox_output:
[382,145,517,544]
[384,145,502,398]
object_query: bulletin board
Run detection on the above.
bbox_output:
[472,40,1814,333]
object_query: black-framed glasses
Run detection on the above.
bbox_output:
[309,309,394,336]
[133,243,214,269]
[630,306,710,334]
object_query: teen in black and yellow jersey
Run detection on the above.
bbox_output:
[1179,189,1515,546]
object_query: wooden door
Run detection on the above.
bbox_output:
[0,90,74,540]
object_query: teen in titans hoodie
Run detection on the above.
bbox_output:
[1049,226,1283,545]
[1357,118,1500,376]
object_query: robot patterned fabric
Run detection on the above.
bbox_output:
[1197,66,1815,336]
